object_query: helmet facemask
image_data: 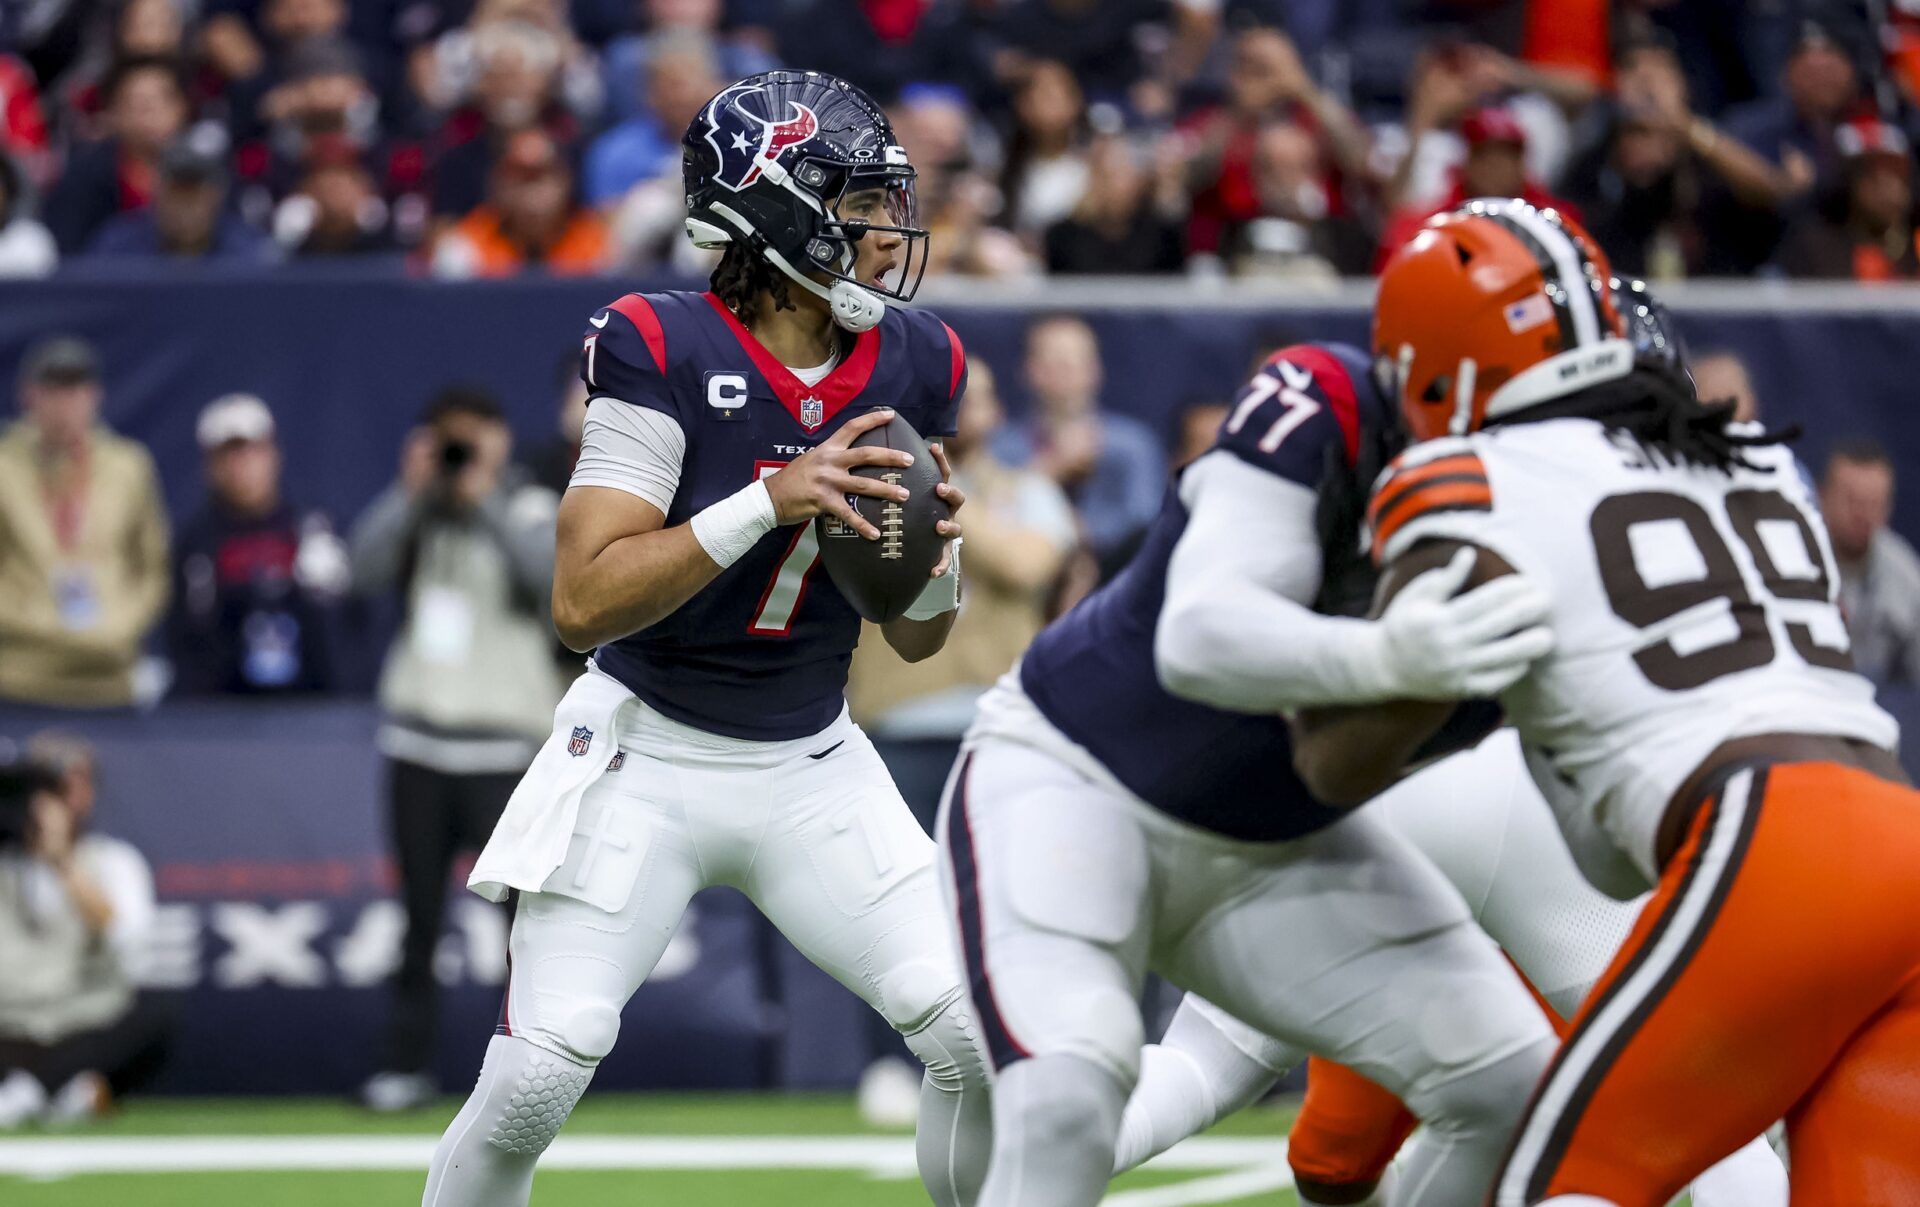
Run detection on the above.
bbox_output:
[795,156,930,306]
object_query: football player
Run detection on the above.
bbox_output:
[1109,280,1789,1207]
[938,338,1565,1207]
[1294,199,1920,1206]
[423,71,989,1207]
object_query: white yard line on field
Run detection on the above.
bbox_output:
[0,1133,1287,1183]
[1103,1160,1297,1207]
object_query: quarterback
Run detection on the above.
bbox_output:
[422,71,988,1207]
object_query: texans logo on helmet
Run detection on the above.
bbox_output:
[702,83,821,192]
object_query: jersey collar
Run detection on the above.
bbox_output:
[701,292,882,432]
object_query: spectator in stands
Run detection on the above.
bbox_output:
[1777,119,1920,281]
[583,30,720,209]
[1691,349,1760,424]
[45,56,192,254]
[1001,60,1094,239]
[168,394,350,695]
[1382,38,1599,220]
[1820,440,1920,687]
[1178,25,1369,262]
[898,83,1033,279]
[997,0,1212,106]
[201,0,373,139]
[769,0,951,104]
[850,355,1076,819]
[51,0,197,144]
[0,51,51,185]
[430,126,608,275]
[348,384,564,1112]
[598,0,773,125]
[1561,34,1790,279]
[0,150,56,277]
[83,135,282,264]
[416,0,602,129]
[1378,105,1581,268]
[0,732,167,1129]
[1709,19,1859,272]
[0,338,170,708]
[1004,314,1165,575]
[422,6,591,222]
[241,38,385,196]
[273,133,399,255]
[1223,120,1371,280]
[1043,133,1185,275]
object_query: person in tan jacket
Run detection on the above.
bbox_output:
[0,338,170,707]
[848,356,1080,820]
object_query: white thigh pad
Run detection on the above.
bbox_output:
[1002,787,1149,947]
[540,786,653,914]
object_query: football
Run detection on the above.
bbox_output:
[815,412,951,623]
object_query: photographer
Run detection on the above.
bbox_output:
[347,386,564,1112]
[0,734,166,1128]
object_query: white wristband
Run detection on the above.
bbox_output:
[903,538,962,620]
[691,479,778,568]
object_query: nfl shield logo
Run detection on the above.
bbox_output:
[606,751,626,772]
[568,726,593,757]
[800,396,824,429]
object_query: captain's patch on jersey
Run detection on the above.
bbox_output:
[1367,450,1492,563]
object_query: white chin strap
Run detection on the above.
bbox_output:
[698,188,888,334]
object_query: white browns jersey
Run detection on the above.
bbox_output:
[1370,418,1898,896]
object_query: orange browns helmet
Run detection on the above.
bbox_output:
[1373,198,1633,443]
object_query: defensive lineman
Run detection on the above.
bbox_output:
[940,340,1561,1206]
[423,72,989,1206]
[1109,280,1790,1207]
[1299,199,1919,1206]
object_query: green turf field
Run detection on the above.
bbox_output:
[0,1093,1304,1205]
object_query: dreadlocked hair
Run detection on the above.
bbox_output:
[1501,364,1798,474]
[710,240,796,317]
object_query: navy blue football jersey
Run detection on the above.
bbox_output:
[583,290,966,740]
[1019,343,1388,841]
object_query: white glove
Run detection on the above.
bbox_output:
[1355,547,1555,700]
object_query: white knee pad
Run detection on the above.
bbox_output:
[1031,985,1146,1088]
[484,1035,596,1156]
[879,959,963,1034]
[884,961,988,1093]
[557,1003,621,1063]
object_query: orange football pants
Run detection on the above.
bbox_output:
[1494,760,1920,1207]
[1288,969,1570,1189]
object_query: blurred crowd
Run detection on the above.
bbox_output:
[5,0,1920,281]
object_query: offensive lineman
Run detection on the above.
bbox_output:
[1297,199,1920,1206]
[1109,280,1789,1207]
[422,72,990,1206]
[939,340,1563,1206]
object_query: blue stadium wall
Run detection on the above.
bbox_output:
[6,271,1920,1094]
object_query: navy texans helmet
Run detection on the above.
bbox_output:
[684,70,927,332]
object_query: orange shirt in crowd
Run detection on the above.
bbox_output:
[435,206,611,277]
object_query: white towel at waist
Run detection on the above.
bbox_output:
[468,667,634,903]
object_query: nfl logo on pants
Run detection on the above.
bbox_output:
[568,726,593,757]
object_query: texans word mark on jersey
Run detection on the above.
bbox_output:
[1019,344,1390,841]
[583,289,965,740]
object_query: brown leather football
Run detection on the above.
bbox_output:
[815,413,951,623]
